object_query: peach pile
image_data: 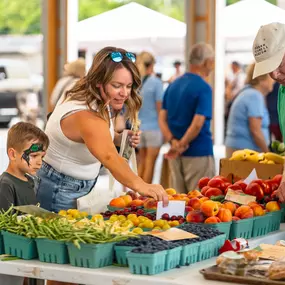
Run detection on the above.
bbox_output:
[109,191,145,209]
[184,198,281,224]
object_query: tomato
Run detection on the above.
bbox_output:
[198,177,210,189]
[234,180,247,191]
[208,178,226,191]
[272,174,282,186]
[245,182,264,201]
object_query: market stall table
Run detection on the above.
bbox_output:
[1,225,285,285]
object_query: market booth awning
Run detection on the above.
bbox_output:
[76,2,186,56]
[224,0,285,64]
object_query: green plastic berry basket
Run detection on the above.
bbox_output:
[204,222,232,240]
[198,238,216,261]
[0,232,4,254]
[127,250,167,275]
[229,218,254,240]
[143,209,156,214]
[67,242,114,269]
[268,210,282,232]
[107,206,126,212]
[142,228,153,232]
[2,231,38,260]
[107,205,143,212]
[281,204,285,222]
[114,245,135,266]
[36,238,69,264]
[165,246,182,270]
[252,214,271,238]
[180,242,200,266]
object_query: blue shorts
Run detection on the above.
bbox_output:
[36,161,97,213]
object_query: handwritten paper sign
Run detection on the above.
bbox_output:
[150,228,198,241]
[225,189,256,205]
[260,244,285,260]
[156,201,185,220]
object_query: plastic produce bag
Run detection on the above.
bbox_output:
[269,258,285,280]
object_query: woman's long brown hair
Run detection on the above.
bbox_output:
[65,46,142,127]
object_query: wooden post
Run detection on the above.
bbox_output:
[42,0,67,115]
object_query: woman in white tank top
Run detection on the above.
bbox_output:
[36,46,168,213]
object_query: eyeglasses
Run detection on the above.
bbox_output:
[110,52,136,63]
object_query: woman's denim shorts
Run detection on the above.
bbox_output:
[36,161,97,213]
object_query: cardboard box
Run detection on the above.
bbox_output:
[219,158,283,183]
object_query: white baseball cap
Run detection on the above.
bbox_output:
[252,22,285,79]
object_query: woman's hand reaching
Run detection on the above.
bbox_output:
[137,183,169,207]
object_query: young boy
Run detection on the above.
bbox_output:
[0,122,49,211]
[0,122,49,285]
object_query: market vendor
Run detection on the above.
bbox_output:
[253,22,285,202]
[36,46,168,213]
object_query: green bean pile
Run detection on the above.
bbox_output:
[0,206,137,249]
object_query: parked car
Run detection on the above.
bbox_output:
[0,59,43,126]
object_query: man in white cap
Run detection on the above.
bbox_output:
[253,22,285,202]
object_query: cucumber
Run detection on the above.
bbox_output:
[210,195,225,202]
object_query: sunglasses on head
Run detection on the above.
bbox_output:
[110,51,136,63]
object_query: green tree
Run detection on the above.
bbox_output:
[79,0,184,22]
[226,0,277,5]
[0,0,279,35]
[0,0,41,34]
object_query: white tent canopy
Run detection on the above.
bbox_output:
[224,0,285,39]
[224,0,285,64]
[76,2,186,56]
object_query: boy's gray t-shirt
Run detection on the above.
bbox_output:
[0,172,37,211]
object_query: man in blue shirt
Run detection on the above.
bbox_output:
[159,42,215,193]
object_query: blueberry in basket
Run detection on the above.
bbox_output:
[178,223,222,241]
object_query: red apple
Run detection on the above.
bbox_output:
[198,177,210,189]
[245,182,264,201]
